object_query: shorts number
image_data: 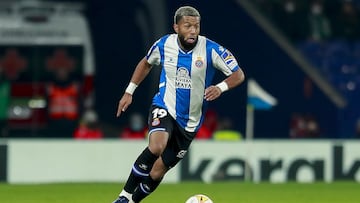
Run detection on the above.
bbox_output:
[152,108,167,119]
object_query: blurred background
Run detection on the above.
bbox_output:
[1,0,360,140]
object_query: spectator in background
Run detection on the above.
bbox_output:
[212,117,242,141]
[253,0,278,22]
[332,0,360,41]
[290,113,307,138]
[196,109,218,139]
[305,114,321,138]
[306,0,332,41]
[119,112,148,139]
[46,67,83,137]
[73,109,103,139]
[273,0,309,42]
[290,113,321,138]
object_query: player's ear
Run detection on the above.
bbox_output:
[173,24,179,33]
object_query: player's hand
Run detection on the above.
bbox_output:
[116,93,133,117]
[204,85,222,101]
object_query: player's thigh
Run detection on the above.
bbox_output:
[161,126,195,168]
[147,105,174,154]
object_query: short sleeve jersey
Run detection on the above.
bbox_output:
[146,34,240,132]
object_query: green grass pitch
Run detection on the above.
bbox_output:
[1,181,359,203]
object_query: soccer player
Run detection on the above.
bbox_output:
[113,6,245,203]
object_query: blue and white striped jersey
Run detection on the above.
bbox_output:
[146,34,240,132]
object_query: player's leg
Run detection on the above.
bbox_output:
[114,131,169,203]
[117,147,158,198]
[130,130,169,202]
[113,131,169,203]
[131,124,195,203]
[131,156,168,203]
[113,106,172,203]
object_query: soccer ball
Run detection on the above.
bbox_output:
[185,194,213,203]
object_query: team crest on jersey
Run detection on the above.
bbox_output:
[175,67,192,89]
[195,57,204,68]
[152,118,160,126]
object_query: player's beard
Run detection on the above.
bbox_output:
[178,34,197,51]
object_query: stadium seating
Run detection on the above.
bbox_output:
[298,40,360,97]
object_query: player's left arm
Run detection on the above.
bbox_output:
[204,47,245,101]
[204,68,245,101]
[222,68,245,90]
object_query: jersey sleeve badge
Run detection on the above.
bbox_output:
[221,49,238,70]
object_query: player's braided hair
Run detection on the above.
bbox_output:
[174,6,201,24]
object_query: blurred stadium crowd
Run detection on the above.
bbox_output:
[1,0,360,139]
[253,0,360,139]
[254,0,360,102]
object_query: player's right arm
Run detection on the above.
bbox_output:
[116,57,152,117]
[117,36,163,117]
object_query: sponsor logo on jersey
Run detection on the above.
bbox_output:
[139,164,148,171]
[218,46,225,52]
[141,183,151,192]
[175,67,192,89]
[176,150,187,159]
[226,59,233,65]
[221,49,233,61]
[221,50,238,70]
[167,57,174,64]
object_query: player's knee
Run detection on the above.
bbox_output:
[148,131,169,156]
[148,142,166,156]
